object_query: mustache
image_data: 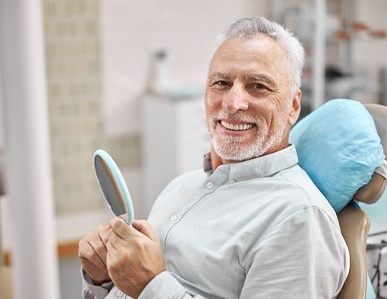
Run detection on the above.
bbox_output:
[215,111,257,123]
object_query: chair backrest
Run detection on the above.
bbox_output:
[337,103,387,299]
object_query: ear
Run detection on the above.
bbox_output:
[288,89,302,126]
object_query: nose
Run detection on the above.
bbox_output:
[222,85,249,113]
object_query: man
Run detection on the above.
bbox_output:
[79,16,349,298]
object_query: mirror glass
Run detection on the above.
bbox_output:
[94,149,134,224]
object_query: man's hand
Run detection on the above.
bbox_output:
[106,218,166,298]
[78,224,111,285]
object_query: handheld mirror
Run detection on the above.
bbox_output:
[94,149,134,224]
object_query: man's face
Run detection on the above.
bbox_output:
[205,35,300,162]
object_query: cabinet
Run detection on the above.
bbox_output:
[274,0,387,113]
[140,94,209,218]
[273,0,328,112]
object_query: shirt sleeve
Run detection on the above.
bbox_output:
[239,206,350,299]
[139,272,207,299]
[81,267,113,299]
[81,267,207,299]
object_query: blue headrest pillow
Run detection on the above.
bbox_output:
[289,99,385,213]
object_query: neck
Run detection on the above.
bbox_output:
[210,149,223,172]
[210,148,251,172]
[209,142,290,172]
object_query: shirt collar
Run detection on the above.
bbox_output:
[203,145,299,181]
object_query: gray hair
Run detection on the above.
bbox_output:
[215,16,305,95]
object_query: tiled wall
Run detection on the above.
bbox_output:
[43,0,139,215]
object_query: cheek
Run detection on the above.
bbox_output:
[205,90,220,107]
[205,92,221,118]
[204,100,214,132]
[252,103,283,132]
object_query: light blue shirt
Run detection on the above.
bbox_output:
[82,145,349,299]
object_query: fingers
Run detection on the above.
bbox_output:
[79,224,109,267]
[105,217,129,253]
[132,219,159,241]
[118,213,127,222]
[104,219,165,298]
[98,224,110,247]
[106,218,160,254]
[78,224,111,283]
[108,217,159,241]
[109,217,129,239]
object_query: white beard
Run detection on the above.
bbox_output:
[209,110,288,161]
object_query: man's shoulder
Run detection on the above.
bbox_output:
[279,164,338,220]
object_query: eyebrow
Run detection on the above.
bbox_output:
[209,72,233,80]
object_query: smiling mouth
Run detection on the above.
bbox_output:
[220,120,255,131]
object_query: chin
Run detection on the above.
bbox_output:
[213,144,262,161]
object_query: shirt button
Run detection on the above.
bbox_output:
[116,290,124,297]
[230,179,236,184]
[207,181,214,189]
[170,214,178,221]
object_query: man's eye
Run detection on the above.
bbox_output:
[215,81,229,86]
[252,83,267,90]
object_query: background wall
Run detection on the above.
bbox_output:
[351,0,387,103]
[101,0,267,135]
[39,0,269,219]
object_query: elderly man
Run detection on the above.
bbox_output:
[79,16,349,298]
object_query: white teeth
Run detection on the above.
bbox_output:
[221,121,253,131]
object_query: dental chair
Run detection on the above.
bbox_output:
[290,100,387,299]
[337,103,387,299]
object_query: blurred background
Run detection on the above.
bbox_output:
[0,0,386,298]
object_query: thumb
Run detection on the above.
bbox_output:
[132,220,158,241]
